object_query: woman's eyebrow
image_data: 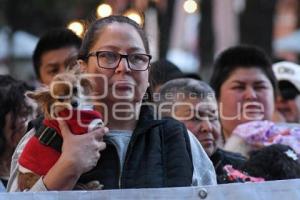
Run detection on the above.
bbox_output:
[253,80,268,85]
[231,80,244,84]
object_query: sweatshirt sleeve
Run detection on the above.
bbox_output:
[7,129,48,192]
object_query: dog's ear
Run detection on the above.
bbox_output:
[80,78,94,95]
[26,90,54,117]
[66,63,81,75]
[26,90,51,101]
[78,59,88,72]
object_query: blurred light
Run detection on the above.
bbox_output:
[183,0,198,14]
[67,21,84,37]
[97,3,112,18]
[124,9,143,26]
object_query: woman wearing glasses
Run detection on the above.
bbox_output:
[8,16,216,191]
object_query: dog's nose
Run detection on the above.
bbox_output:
[71,100,78,108]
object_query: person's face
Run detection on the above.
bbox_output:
[219,67,275,139]
[3,112,27,150]
[174,98,221,157]
[276,95,300,123]
[83,23,149,104]
[39,46,78,85]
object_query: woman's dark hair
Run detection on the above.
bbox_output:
[242,144,300,181]
[33,28,82,79]
[210,45,277,99]
[79,15,150,61]
[0,75,33,155]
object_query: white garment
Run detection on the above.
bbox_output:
[0,180,5,192]
[187,130,217,186]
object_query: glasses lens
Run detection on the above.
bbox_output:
[97,52,119,68]
[128,54,149,70]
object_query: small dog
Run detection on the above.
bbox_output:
[18,67,104,191]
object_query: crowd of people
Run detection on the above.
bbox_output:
[1,15,300,193]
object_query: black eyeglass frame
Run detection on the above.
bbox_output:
[86,51,152,71]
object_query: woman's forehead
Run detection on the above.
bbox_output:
[226,67,270,82]
[92,23,145,51]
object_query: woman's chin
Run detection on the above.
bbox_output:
[242,112,264,121]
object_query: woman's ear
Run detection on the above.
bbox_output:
[78,59,88,72]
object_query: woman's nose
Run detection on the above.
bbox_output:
[244,86,257,100]
[115,57,131,73]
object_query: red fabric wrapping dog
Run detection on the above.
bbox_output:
[19,109,103,176]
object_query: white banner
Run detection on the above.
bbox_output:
[1,179,300,200]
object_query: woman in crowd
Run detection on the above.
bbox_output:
[209,45,277,142]
[8,15,216,192]
[0,75,33,190]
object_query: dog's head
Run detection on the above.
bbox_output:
[27,68,94,119]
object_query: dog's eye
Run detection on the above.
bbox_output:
[58,98,64,102]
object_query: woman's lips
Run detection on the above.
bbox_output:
[243,102,263,109]
[242,102,264,120]
[243,102,264,113]
[115,85,132,90]
[115,83,134,90]
[246,104,259,108]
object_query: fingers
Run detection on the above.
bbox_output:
[91,127,109,141]
[98,141,106,151]
[58,120,72,139]
[58,119,108,146]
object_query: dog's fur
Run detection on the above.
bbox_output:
[242,144,300,180]
[18,67,103,191]
[223,135,254,158]
[27,67,94,118]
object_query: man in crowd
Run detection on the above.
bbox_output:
[273,61,300,123]
[32,28,82,86]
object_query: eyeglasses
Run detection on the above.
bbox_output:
[87,51,152,71]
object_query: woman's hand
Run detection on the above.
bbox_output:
[42,120,108,190]
[59,120,108,174]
